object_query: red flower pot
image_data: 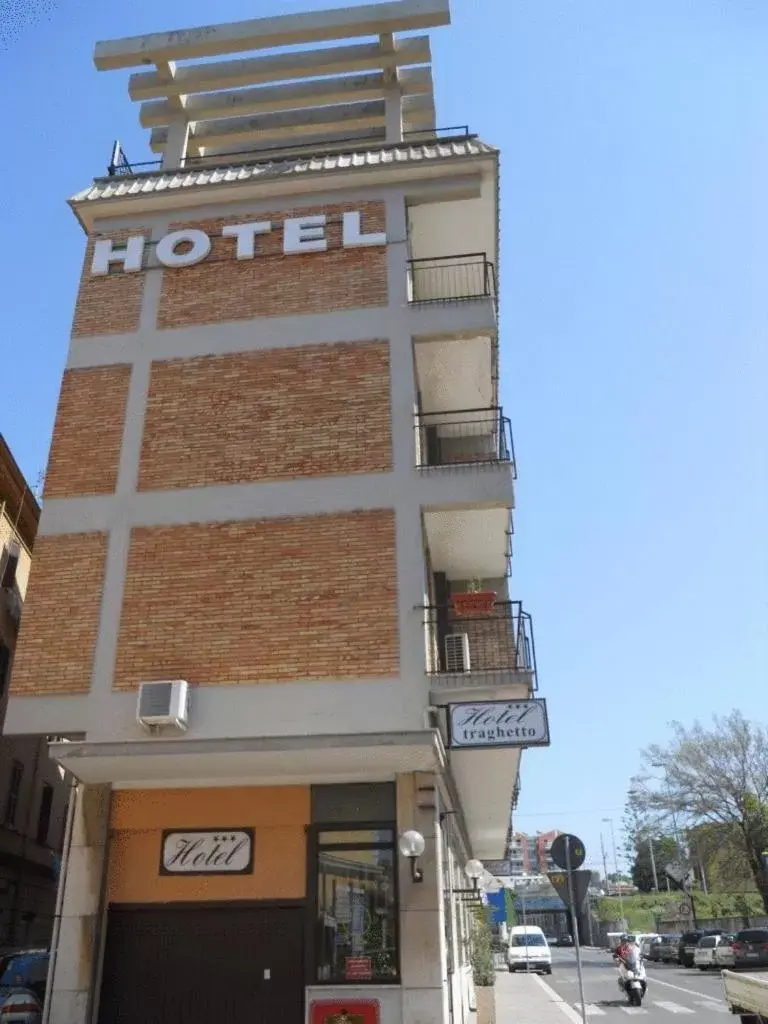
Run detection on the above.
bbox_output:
[451,591,497,616]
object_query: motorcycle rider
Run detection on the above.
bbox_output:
[614,935,646,1003]
[614,935,636,963]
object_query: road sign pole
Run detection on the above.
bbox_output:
[565,839,588,1024]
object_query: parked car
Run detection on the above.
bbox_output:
[655,934,680,963]
[640,934,660,958]
[678,931,705,968]
[0,990,42,1024]
[0,952,48,1005]
[507,926,553,974]
[650,934,679,963]
[713,933,736,970]
[557,934,574,947]
[694,933,729,970]
[732,928,768,970]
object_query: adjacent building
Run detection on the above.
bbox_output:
[6,3,547,1022]
[506,830,562,879]
[0,436,68,949]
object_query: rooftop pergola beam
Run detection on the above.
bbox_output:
[151,99,390,154]
[185,127,389,162]
[94,0,449,71]
[159,93,436,155]
[139,67,432,129]
[128,36,431,102]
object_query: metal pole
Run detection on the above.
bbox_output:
[600,833,610,893]
[648,835,659,893]
[607,819,625,927]
[521,893,530,973]
[566,839,588,1024]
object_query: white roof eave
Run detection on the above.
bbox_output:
[69,138,498,233]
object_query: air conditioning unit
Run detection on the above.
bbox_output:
[137,680,189,732]
[445,633,471,673]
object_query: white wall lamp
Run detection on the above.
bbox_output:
[399,829,426,883]
[454,858,486,902]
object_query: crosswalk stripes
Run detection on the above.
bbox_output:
[570,999,728,1015]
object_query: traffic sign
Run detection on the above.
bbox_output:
[550,833,586,871]
[548,870,592,909]
[665,861,694,890]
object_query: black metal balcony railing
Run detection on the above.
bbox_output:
[407,254,496,304]
[105,127,474,179]
[423,600,537,684]
[415,407,515,472]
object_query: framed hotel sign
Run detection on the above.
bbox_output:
[160,828,254,875]
[447,699,550,750]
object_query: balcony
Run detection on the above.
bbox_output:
[407,253,496,304]
[415,407,515,473]
[423,599,537,696]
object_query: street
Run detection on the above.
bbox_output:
[515,946,736,1019]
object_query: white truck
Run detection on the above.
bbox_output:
[723,970,768,1022]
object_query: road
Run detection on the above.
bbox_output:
[538,946,736,1019]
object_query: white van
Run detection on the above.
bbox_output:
[507,925,552,974]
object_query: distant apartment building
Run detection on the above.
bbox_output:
[0,435,68,949]
[506,830,562,879]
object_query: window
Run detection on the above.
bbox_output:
[313,826,398,984]
[36,784,53,845]
[511,934,546,947]
[0,645,9,697]
[4,762,23,827]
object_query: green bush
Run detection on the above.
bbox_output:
[470,906,496,987]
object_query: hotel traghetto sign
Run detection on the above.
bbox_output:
[448,699,550,750]
[90,211,386,275]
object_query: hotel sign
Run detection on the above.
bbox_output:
[90,211,386,275]
[160,828,254,875]
[448,699,550,750]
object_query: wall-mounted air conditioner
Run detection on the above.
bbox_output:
[137,680,189,732]
[445,633,470,673]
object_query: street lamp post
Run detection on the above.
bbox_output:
[602,818,625,928]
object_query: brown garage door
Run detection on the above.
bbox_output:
[97,903,304,1024]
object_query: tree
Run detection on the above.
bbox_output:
[687,821,755,893]
[632,711,768,914]
[631,835,679,893]
[623,786,680,893]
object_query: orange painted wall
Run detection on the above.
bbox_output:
[108,786,309,904]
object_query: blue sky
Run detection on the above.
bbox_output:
[2,1,767,872]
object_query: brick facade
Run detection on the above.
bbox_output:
[72,229,148,338]
[45,366,132,498]
[138,341,392,491]
[157,201,387,329]
[10,533,108,695]
[113,510,397,690]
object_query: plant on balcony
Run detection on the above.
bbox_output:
[451,577,497,617]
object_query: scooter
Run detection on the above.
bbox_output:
[615,950,647,1007]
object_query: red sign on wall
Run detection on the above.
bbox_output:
[344,956,373,981]
[310,1000,380,1024]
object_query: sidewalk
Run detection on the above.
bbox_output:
[494,970,578,1023]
